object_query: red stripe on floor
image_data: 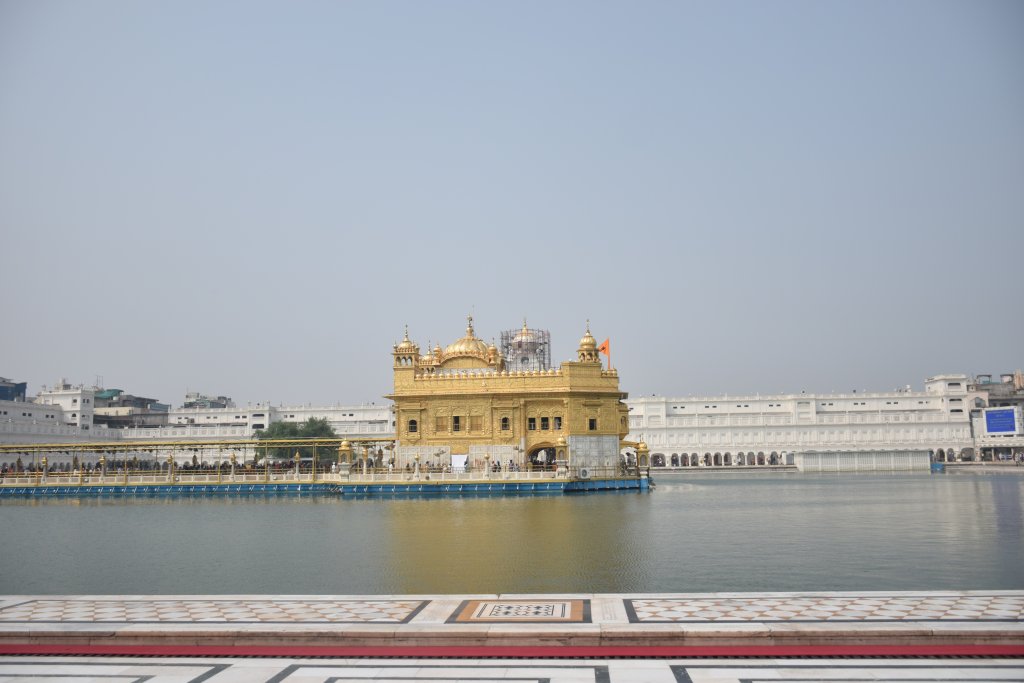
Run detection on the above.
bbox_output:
[0,644,1022,658]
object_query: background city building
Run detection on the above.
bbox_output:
[2,361,1022,464]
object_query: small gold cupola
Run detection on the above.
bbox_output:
[577,320,600,363]
[393,325,420,368]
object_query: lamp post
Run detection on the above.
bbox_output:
[40,456,47,485]
[167,454,174,483]
[294,451,301,480]
[230,453,237,482]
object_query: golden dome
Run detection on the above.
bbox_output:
[396,325,418,353]
[578,321,597,350]
[444,316,489,357]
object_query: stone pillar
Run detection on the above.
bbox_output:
[294,452,301,479]
[555,436,568,477]
[337,441,352,479]
[40,456,48,484]
[167,455,174,483]
[230,453,237,482]
[636,441,650,484]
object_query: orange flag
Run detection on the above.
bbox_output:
[597,338,610,369]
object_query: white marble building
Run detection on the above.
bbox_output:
[34,379,97,430]
[625,374,981,467]
[117,403,393,441]
[4,373,1018,468]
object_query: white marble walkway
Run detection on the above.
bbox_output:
[0,656,1022,682]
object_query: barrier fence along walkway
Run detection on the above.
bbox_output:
[0,466,642,488]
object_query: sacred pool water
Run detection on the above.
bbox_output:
[1,471,1021,595]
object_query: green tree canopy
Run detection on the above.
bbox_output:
[255,417,338,462]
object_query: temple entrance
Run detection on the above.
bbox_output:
[529,445,557,470]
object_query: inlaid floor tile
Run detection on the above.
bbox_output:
[446,599,591,623]
[0,657,1021,682]
[0,599,429,624]
[626,594,1024,622]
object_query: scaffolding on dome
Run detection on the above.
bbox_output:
[500,324,551,372]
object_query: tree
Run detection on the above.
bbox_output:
[255,418,338,462]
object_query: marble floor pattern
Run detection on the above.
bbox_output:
[2,593,1021,625]
[626,594,1024,622]
[0,599,428,624]
[0,657,1021,682]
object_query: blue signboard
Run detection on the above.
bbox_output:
[985,408,1018,435]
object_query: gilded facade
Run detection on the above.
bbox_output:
[386,318,629,470]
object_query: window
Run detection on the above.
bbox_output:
[408,419,418,433]
[72,399,78,405]
[554,416,562,430]
[501,416,510,431]
[470,415,482,431]
[541,417,549,430]
[528,417,536,430]
[588,418,597,431]
[452,416,461,432]
[435,416,446,432]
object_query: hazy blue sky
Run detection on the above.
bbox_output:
[1,0,1021,407]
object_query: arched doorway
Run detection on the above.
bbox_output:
[528,445,557,470]
[652,453,666,467]
[670,454,679,467]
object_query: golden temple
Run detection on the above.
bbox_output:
[387,317,630,471]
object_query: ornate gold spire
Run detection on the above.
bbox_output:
[577,320,599,362]
[396,325,418,353]
[579,320,597,351]
[444,315,488,357]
